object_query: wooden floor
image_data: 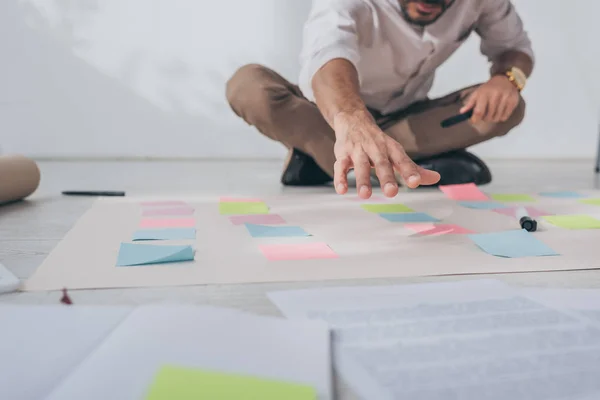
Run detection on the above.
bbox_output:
[1,159,600,399]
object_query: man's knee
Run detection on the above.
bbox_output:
[226,64,293,119]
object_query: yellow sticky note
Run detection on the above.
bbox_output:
[145,366,317,400]
[580,198,600,206]
[491,194,536,203]
[219,202,269,215]
[361,203,414,213]
[543,215,600,230]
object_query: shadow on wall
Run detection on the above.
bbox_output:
[1,0,311,158]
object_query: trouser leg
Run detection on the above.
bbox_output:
[226,64,336,177]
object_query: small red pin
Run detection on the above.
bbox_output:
[60,288,73,305]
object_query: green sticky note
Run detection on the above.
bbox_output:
[543,215,600,230]
[491,194,537,203]
[361,203,414,213]
[219,202,269,215]
[145,365,316,400]
[580,198,600,206]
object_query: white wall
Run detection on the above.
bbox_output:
[1,0,598,159]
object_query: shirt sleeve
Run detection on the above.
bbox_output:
[476,0,534,65]
[298,0,371,101]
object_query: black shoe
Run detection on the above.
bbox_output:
[415,150,492,186]
[281,148,333,186]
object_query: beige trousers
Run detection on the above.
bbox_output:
[226,64,526,178]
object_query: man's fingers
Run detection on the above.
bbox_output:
[417,166,441,186]
[471,96,487,123]
[371,156,398,198]
[488,93,503,122]
[459,93,477,114]
[390,149,421,189]
[333,157,352,195]
[352,151,372,199]
[502,97,518,121]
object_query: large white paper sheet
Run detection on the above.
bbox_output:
[268,280,600,400]
[0,306,132,400]
[24,191,600,291]
[44,305,332,400]
[521,287,600,323]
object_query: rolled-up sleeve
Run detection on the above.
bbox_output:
[476,0,534,64]
[298,0,370,101]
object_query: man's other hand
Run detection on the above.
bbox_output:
[332,111,441,199]
[460,75,520,123]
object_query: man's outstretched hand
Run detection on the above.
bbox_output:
[333,111,441,199]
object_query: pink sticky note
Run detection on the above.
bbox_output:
[440,183,489,201]
[219,197,263,203]
[492,206,550,219]
[229,214,286,225]
[259,242,338,261]
[142,207,195,217]
[139,218,196,228]
[405,223,474,236]
[140,201,188,207]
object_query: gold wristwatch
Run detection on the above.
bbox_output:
[505,66,527,92]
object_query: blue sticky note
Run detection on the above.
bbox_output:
[468,229,559,258]
[539,191,585,198]
[116,243,194,266]
[244,224,310,238]
[459,201,507,210]
[132,228,196,241]
[379,212,440,223]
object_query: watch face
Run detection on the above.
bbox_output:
[511,68,526,86]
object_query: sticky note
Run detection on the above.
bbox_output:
[229,214,286,226]
[219,197,263,203]
[379,212,440,223]
[492,206,550,219]
[459,201,508,210]
[116,243,194,266]
[259,243,338,261]
[490,194,536,203]
[361,204,414,213]
[405,223,473,235]
[439,183,489,201]
[132,228,196,241]
[145,365,316,400]
[219,202,270,215]
[543,215,600,230]
[142,207,195,217]
[580,199,600,206]
[540,191,585,198]
[245,224,310,238]
[468,230,559,258]
[140,201,188,207]
[140,218,196,229]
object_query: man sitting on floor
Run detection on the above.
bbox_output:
[227,0,533,199]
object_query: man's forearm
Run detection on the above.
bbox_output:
[311,58,373,130]
[490,50,534,78]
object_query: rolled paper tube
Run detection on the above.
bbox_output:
[0,154,41,205]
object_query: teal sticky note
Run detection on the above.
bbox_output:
[379,212,440,223]
[468,230,559,258]
[244,224,310,238]
[540,191,585,198]
[459,201,507,210]
[116,243,194,266]
[132,228,196,241]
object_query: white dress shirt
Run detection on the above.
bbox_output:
[299,0,534,115]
